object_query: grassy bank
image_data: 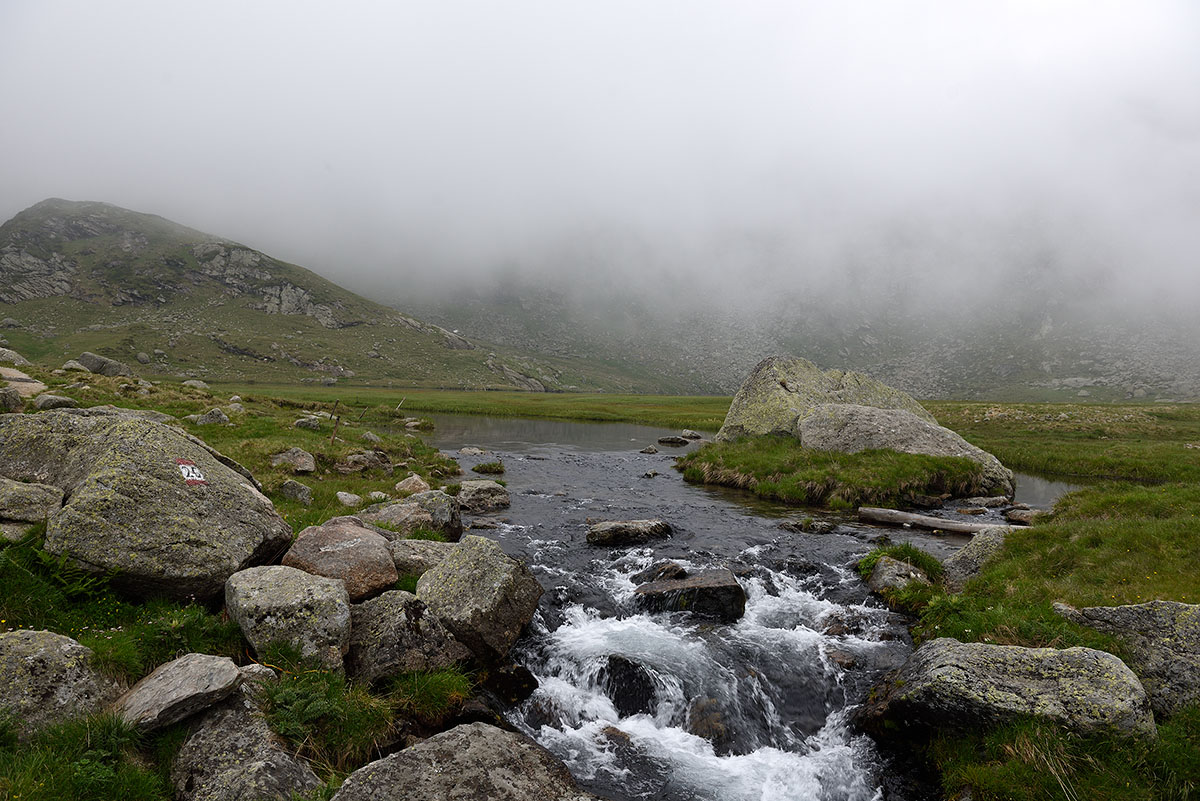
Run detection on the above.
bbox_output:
[677,435,988,510]
[220,383,732,432]
[860,403,1200,799]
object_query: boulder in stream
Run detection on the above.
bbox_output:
[587,519,672,547]
[634,568,747,623]
[457,479,511,513]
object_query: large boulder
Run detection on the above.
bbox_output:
[389,538,459,576]
[943,527,1008,592]
[0,386,23,412]
[457,479,511,514]
[0,411,291,599]
[225,565,351,670]
[0,476,63,522]
[859,638,1156,739]
[282,516,398,601]
[416,535,543,663]
[0,630,121,740]
[33,393,78,410]
[716,356,936,442]
[330,722,600,801]
[346,590,472,683]
[1055,600,1200,717]
[171,672,322,801]
[360,489,463,541]
[77,351,134,377]
[866,556,931,594]
[633,569,747,623]
[0,347,31,366]
[799,403,1014,495]
[587,519,672,547]
[112,653,241,732]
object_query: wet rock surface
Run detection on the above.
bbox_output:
[587,518,672,547]
[867,556,931,594]
[633,568,748,623]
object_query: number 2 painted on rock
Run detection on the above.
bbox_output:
[175,458,208,485]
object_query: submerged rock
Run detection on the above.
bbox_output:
[599,655,657,717]
[716,355,935,442]
[859,637,1156,739]
[0,411,291,599]
[1055,600,1200,717]
[330,722,599,801]
[633,568,747,623]
[587,519,672,547]
[417,535,543,663]
[0,630,121,740]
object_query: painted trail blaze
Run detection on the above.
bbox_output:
[175,458,207,485]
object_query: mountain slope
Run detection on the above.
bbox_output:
[0,199,651,391]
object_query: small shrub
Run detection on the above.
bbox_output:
[442,483,461,496]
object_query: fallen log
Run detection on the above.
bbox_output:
[857,507,1008,535]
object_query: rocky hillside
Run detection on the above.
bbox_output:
[403,279,1200,401]
[0,199,649,391]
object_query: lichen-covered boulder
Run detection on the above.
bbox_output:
[330,722,600,801]
[799,404,1014,495]
[457,480,511,514]
[360,489,462,541]
[943,527,1008,592]
[282,516,397,601]
[416,535,543,663]
[586,519,672,547]
[0,630,121,740]
[0,411,291,599]
[112,653,241,732]
[716,356,936,442]
[859,638,1156,739]
[389,538,459,577]
[0,386,23,412]
[1055,600,1200,717]
[171,677,321,801]
[633,569,747,623]
[346,590,472,683]
[0,476,63,521]
[867,555,931,595]
[277,479,312,506]
[225,566,351,670]
[77,351,134,377]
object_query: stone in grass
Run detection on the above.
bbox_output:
[282,516,398,601]
[277,479,312,506]
[293,416,321,430]
[633,569,747,623]
[195,407,230,425]
[112,653,241,732]
[330,722,601,801]
[943,527,1007,593]
[362,430,383,444]
[0,386,22,412]
[34,393,78,410]
[0,630,121,740]
[867,556,931,594]
[62,359,90,372]
[225,565,351,671]
[1055,600,1200,717]
[360,489,463,541]
[270,446,316,474]
[77,351,134,377]
[394,473,431,495]
[587,519,672,547]
[182,379,210,390]
[0,476,64,522]
[337,490,363,507]
[457,479,510,514]
[858,637,1156,739]
[346,590,472,683]
[417,535,543,663]
[171,680,321,801]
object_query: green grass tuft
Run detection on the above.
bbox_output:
[471,460,505,474]
[858,543,945,581]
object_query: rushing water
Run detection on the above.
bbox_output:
[424,414,1074,801]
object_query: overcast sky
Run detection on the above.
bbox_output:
[2,1,1198,310]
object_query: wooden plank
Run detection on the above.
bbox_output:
[857,506,1008,535]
